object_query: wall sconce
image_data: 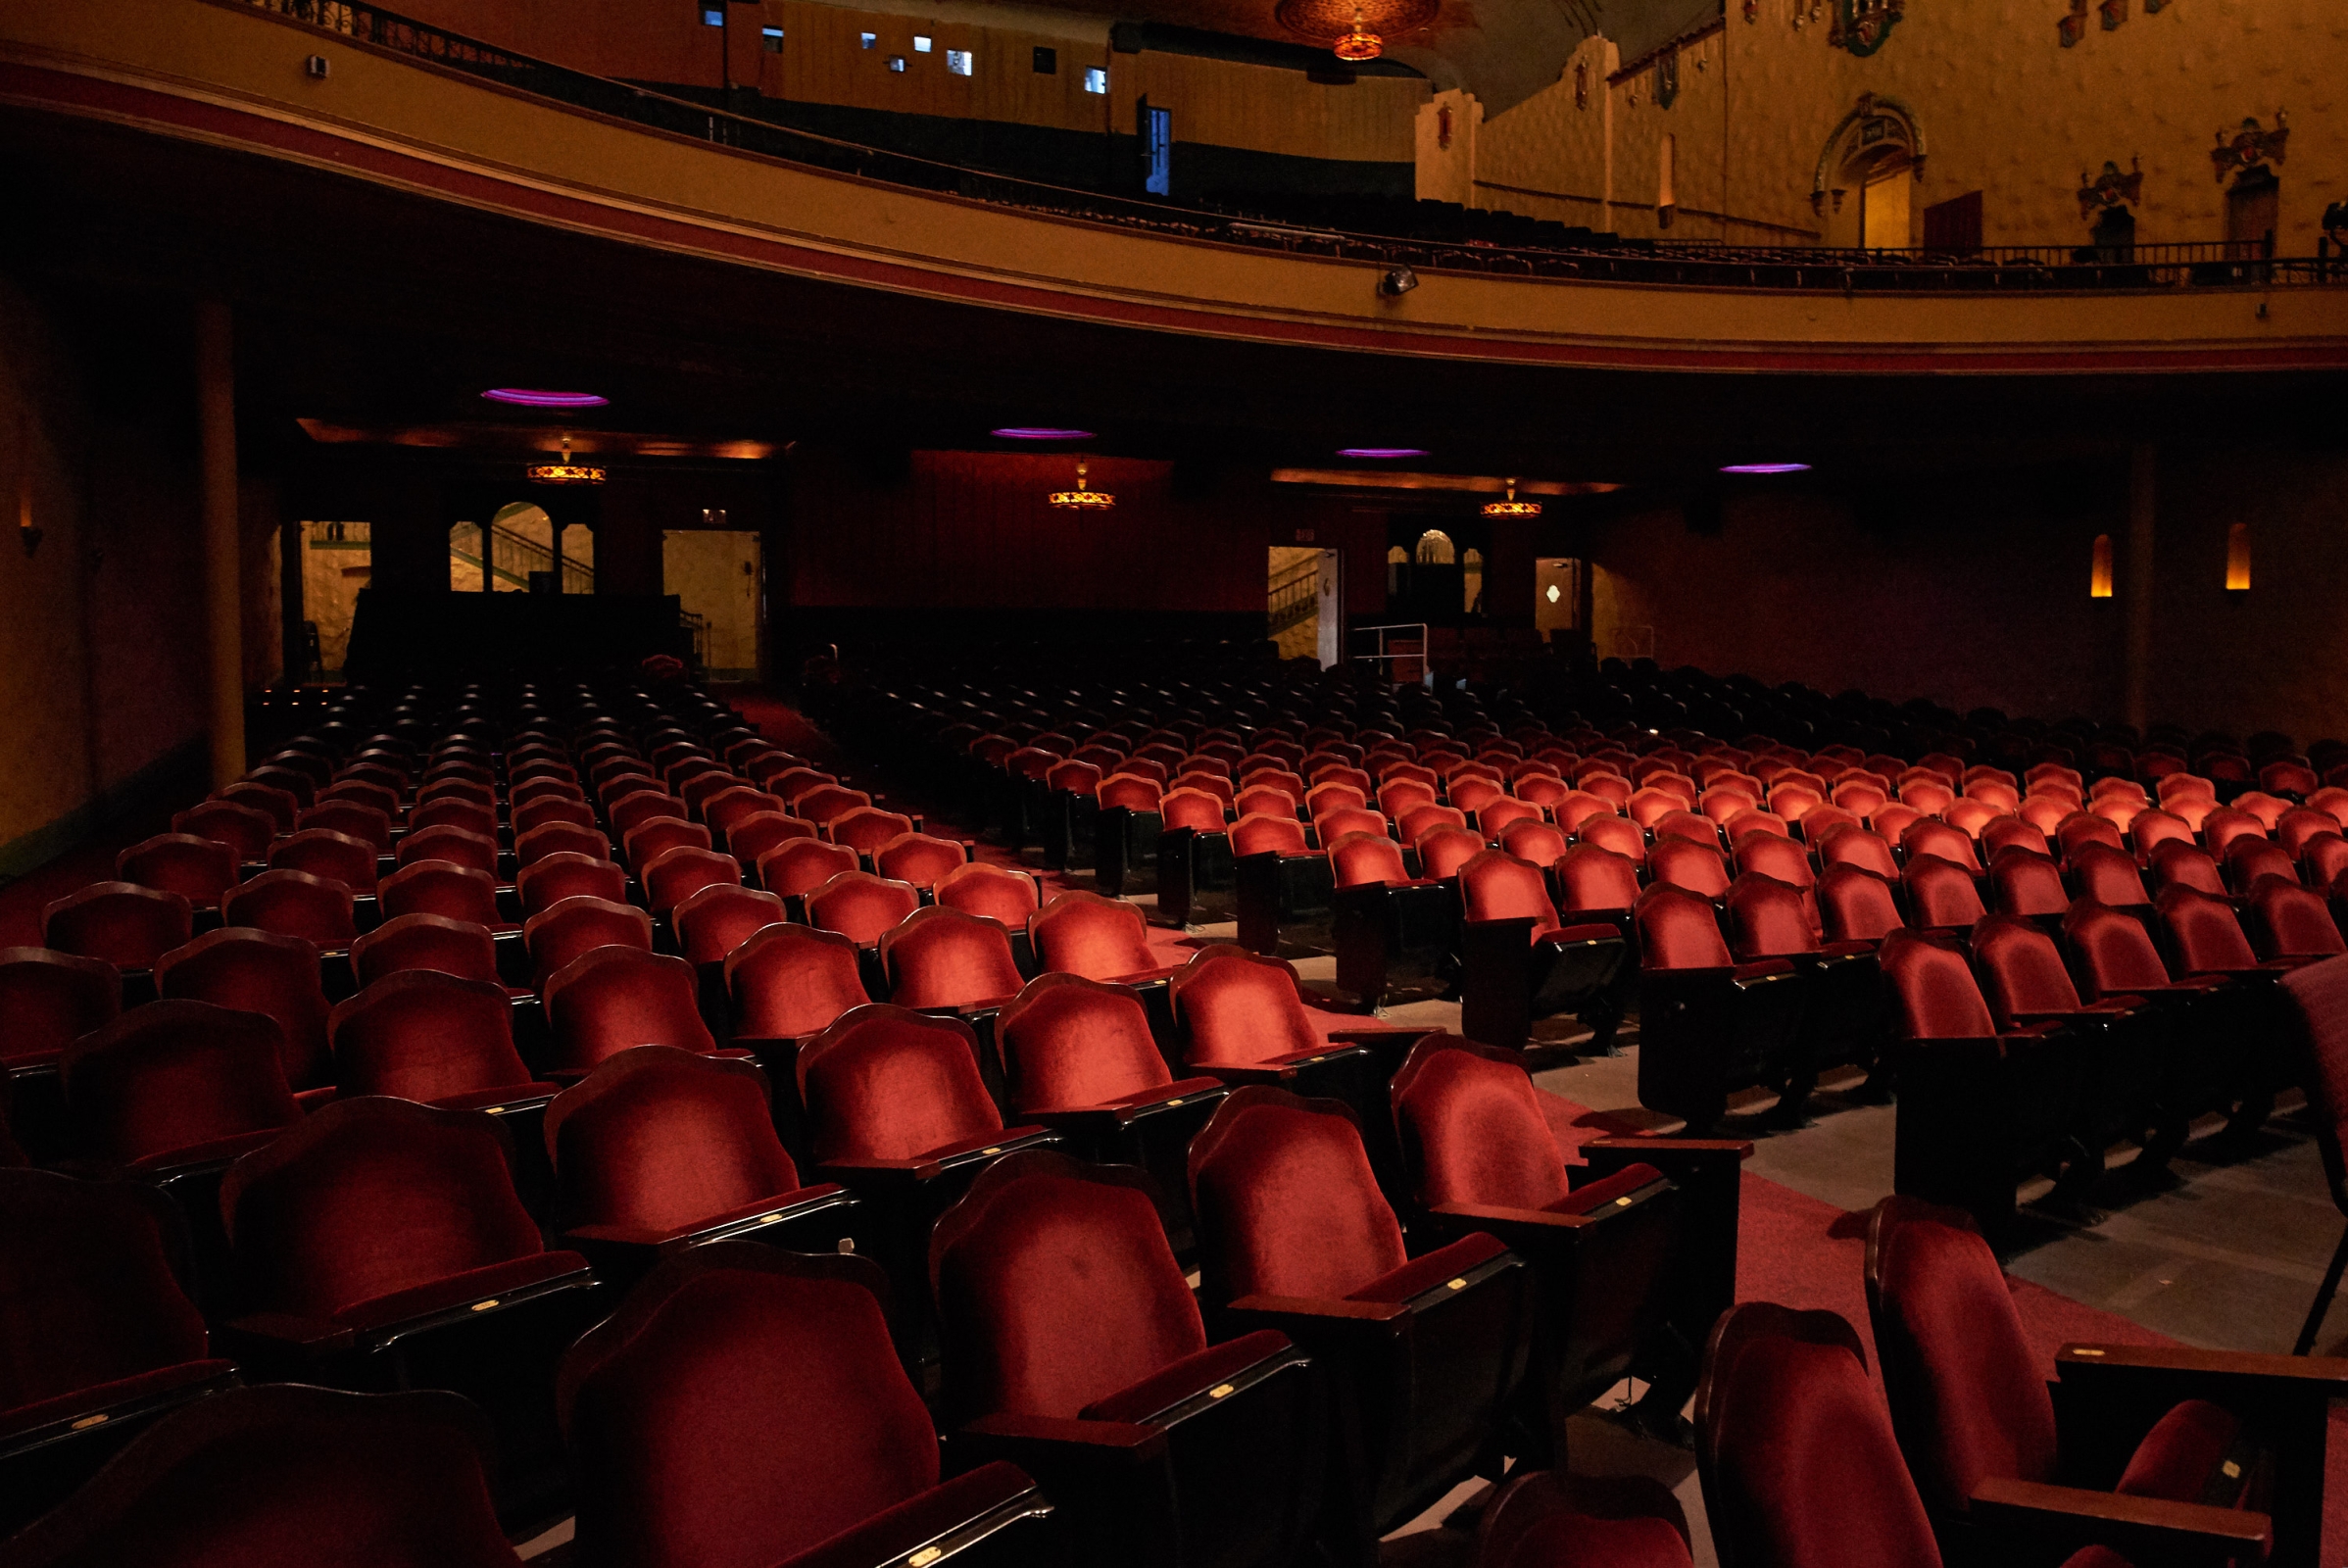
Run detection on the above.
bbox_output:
[2089,533,2113,598]
[2225,521,2250,591]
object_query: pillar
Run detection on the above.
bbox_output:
[278,499,304,684]
[2123,442,2157,733]
[196,300,246,787]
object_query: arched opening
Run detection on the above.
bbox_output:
[1461,547,1484,613]
[1386,544,1408,599]
[1657,134,1676,228]
[1415,529,1456,565]
[451,503,595,593]
[1814,96,1925,250]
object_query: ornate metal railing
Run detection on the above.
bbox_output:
[230,0,2345,293]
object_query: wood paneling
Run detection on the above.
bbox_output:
[1114,50,1424,164]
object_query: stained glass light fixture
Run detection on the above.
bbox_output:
[1334,5,1382,60]
[527,434,605,486]
[1482,478,1541,518]
[1049,461,1114,511]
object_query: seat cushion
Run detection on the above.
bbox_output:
[1489,1510,1692,1568]
[0,1358,235,1444]
[1545,1162,1664,1216]
[1080,1329,1292,1425]
[2114,1397,2243,1504]
[1347,1232,1509,1305]
[332,1250,589,1333]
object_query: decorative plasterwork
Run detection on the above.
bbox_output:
[2077,159,2143,220]
[1810,94,1926,214]
[2211,114,2288,183]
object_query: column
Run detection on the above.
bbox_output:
[2123,442,2156,733]
[196,300,246,787]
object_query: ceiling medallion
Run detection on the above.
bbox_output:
[1275,0,1437,60]
[1334,7,1382,60]
[1049,461,1115,511]
[528,433,606,486]
[1482,478,1541,517]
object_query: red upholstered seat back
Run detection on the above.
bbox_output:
[2056,811,2128,865]
[547,1049,801,1234]
[1189,1090,1404,1303]
[932,1156,1207,1423]
[117,834,238,907]
[222,870,357,947]
[610,792,691,838]
[672,884,786,966]
[1726,874,1819,960]
[1648,838,1729,899]
[1816,826,1899,880]
[1378,779,1440,819]
[1172,949,1320,1066]
[1330,833,1408,888]
[1550,791,1615,832]
[513,796,597,837]
[297,800,392,851]
[934,861,1043,926]
[1400,805,1470,845]
[156,928,330,1089]
[1880,931,1996,1039]
[1,1383,523,1568]
[1970,914,2084,1025]
[2067,842,2149,908]
[1497,819,1569,867]
[61,1001,299,1165]
[223,780,302,833]
[725,811,817,865]
[2063,900,2175,997]
[1315,807,1388,846]
[1460,852,1562,940]
[726,923,870,1039]
[1653,810,1723,850]
[1865,1200,2059,1511]
[524,897,654,988]
[798,1005,1003,1163]
[873,832,967,889]
[2222,835,2297,892]
[1635,885,1732,970]
[1981,816,2052,861]
[794,785,871,826]
[882,906,1025,1008]
[43,883,194,970]
[269,828,380,896]
[2154,884,2258,972]
[222,1097,545,1321]
[704,787,786,836]
[640,848,741,917]
[379,861,500,925]
[413,800,499,842]
[514,822,610,870]
[997,975,1172,1114]
[397,825,499,876]
[1901,856,1984,929]
[1390,1037,1569,1210]
[0,947,121,1067]
[560,1250,938,1568]
[1030,892,1156,980]
[2148,840,2226,897]
[329,970,533,1102]
[806,871,919,945]
[1417,826,1487,881]
[757,838,857,899]
[1733,833,1815,890]
[0,1169,212,1416]
[1987,848,2069,918]
[1577,813,1646,865]
[1304,783,1367,818]
[1901,819,1979,872]
[544,947,715,1072]
[1160,788,1228,834]
[828,808,915,857]
[2246,876,2347,959]
[1699,1304,1941,1568]
[1552,845,1639,914]
[1232,813,1309,858]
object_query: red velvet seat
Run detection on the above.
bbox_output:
[377,861,502,926]
[523,896,653,990]
[171,799,275,865]
[215,1098,597,1474]
[2244,875,2347,960]
[1902,818,1980,872]
[880,906,1026,1009]
[513,821,610,870]
[61,1000,301,1172]
[724,810,817,866]
[639,846,741,917]
[544,947,716,1079]
[1647,837,1729,899]
[328,970,550,1111]
[155,927,331,1093]
[1498,818,1570,868]
[511,850,623,917]
[268,827,381,898]
[1866,1197,2297,1564]
[117,834,238,910]
[557,1245,1051,1568]
[796,1004,1049,1176]
[873,830,968,889]
[702,785,787,838]
[0,1383,530,1568]
[1032,889,1162,981]
[1631,884,1805,1130]
[1576,812,1646,865]
[220,778,301,833]
[351,914,504,987]
[1417,824,1489,880]
[512,795,598,837]
[0,1169,239,1533]
[1981,815,2053,861]
[755,837,859,899]
[610,790,691,839]
[796,784,874,826]
[1725,872,1881,1086]
[2221,833,2298,894]
[1986,845,2069,918]
[829,807,917,858]
[1816,825,1899,879]
[409,799,497,841]
[295,798,393,852]
[1901,855,1985,930]
[1471,1469,1692,1568]
[1653,809,1725,849]
[724,922,872,1044]
[807,870,920,944]
[2202,807,2268,858]
[1457,850,1629,1052]
[543,1048,856,1281]
[222,868,358,948]
[396,824,500,876]
[930,1151,1323,1566]
[1317,805,1390,845]
[671,883,786,966]
[1187,1087,1534,1551]
[0,947,121,1071]
[936,861,1044,926]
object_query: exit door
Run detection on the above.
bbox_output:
[1142,102,1171,196]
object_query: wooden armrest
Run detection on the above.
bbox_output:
[1428,1200,1591,1234]
[217,1312,358,1358]
[958,1412,1166,1452]
[1324,1026,1441,1048]
[1226,1294,1409,1323]
[1968,1476,2271,1567]
[2059,1342,2348,1388]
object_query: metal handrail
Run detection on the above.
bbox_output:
[228,0,2345,293]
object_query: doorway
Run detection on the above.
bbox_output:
[2226,167,2279,258]
[663,528,763,680]
[1142,102,1172,196]
[1861,160,1911,249]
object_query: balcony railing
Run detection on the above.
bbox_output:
[231,0,2343,294]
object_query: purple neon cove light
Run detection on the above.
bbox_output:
[1338,448,1430,459]
[991,426,1096,440]
[1719,463,1810,474]
[482,389,610,409]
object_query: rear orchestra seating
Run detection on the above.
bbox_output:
[5,658,2345,1563]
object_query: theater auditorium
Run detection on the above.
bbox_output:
[0,0,2345,1563]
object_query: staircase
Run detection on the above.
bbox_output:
[450,522,595,593]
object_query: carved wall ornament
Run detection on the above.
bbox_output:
[1743,0,1759,20]
[2076,158,2143,220]
[1654,48,1680,109]
[2100,0,2127,30]
[1828,0,1903,56]
[2212,113,2287,182]
[1574,59,1588,109]
[2058,0,2088,45]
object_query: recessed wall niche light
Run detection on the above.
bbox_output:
[482,389,610,409]
[1337,448,1429,459]
[1718,463,1810,474]
[992,426,1096,440]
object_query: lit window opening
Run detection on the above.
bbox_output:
[947,49,972,74]
[913,34,932,51]
[1084,66,1108,93]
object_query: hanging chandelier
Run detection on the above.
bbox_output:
[1048,461,1115,511]
[1483,478,1541,517]
[1333,5,1382,60]
[528,433,605,486]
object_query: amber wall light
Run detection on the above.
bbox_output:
[2089,534,2114,599]
[2226,522,2251,592]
